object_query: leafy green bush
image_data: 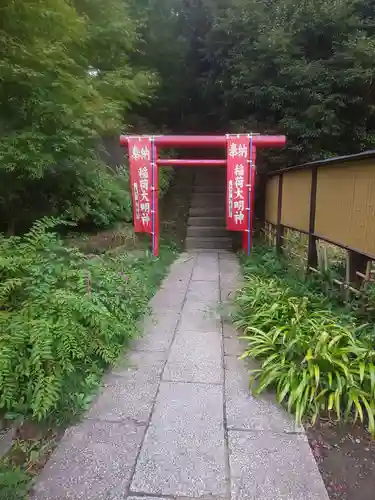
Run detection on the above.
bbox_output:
[0,0,157,234]
[0,465,29,500]
[0,159,174,234]
[0,218,176,422]
[235,247,375,434]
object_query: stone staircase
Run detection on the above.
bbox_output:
[186,168,232,250]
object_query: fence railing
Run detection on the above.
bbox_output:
[263,150,375,293]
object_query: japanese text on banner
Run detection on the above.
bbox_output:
[128,137,153,233]
[226,136,250,231]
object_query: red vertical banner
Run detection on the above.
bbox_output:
[242,145,256,254]
[152,144,159,257]
[226,136,250,231]
[128,137,153,234]
[249,146,256,252]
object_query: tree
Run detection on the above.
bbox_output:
[133,0,375,167]
[193,0,375,164]
[0,0,155,233]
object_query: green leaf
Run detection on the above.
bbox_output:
[278,381,291,404]
[359,395,375,436]
[359,362,365,383]
[314,364,320,388]
[350,390,364,422]
[328,392,334,411]
[369,363,375,395]
[334,389,342,420]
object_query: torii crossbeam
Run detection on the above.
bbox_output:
[120,134,286,256]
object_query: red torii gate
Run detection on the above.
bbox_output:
[120,134,286,256]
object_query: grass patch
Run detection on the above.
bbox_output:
[235,245,375,434]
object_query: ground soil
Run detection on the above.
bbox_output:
[66,223,142,255]
[307,420,375,500]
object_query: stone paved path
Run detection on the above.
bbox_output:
[32,252,329,500]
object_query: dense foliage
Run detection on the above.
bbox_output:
[3,0,375,230]
[235,248,375,434]
[131,0,375,166]
[0,465,29,500]
[0,218,176,422]
[0,0,156,233]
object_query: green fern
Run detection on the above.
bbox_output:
[0,218,176,422]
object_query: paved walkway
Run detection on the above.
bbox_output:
[33,252,328,500]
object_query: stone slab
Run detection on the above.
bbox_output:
[229,431,329,500]
[166,256,194,270]
[135,312,180,352]
[220,277,240,292]
[150,287,186,311]
[220,274,240,287]
[223,322,238,338]
[164,270,192,285]
[195,251,220,262]
[164,256,195,284]
[220,289,238,315]
[143,311,181,335]
[219,252,238,262]
[191,265,219,282]
[219,252,239,265]
[225,355,300,433]
[185,281,220,304]
[191,253,219,282]
[175,252,196,263]
[128,497,169,500]
[32,420,145,500]
[112,350,166,381]
[219,256,241,298]
[163,329,222,384]
[220,281,240,304]
[179,302,221,333]
[160,280,189,293]
[219,260,240,279]
[130,382,227,498]
[224,336,246,357]
[87,375,158,424]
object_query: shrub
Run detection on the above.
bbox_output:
[0,0,156,235]
[0,218,176,422]
[2,160,175,235]
[0,465,29,500]
[235,247,375,434]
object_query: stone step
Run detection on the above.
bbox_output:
[194,178,225,185]
[186,170,229,250]
[187,216,226,227]
[191,192,225,199]
[189,206,226,217]
[193,185,226,194]
[187,226,229,238]
[190,194,225,208]
[185,236,233,250]
[195,171,226,179]
[195,175,225,181]
[194,178,225,186]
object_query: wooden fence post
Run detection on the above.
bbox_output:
[307,165,318,271]
[348,251,370,287]
[276,173,284,253]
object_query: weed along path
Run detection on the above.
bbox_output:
[32,252,328,500]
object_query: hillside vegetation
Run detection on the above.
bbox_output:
[2,0,375,235]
